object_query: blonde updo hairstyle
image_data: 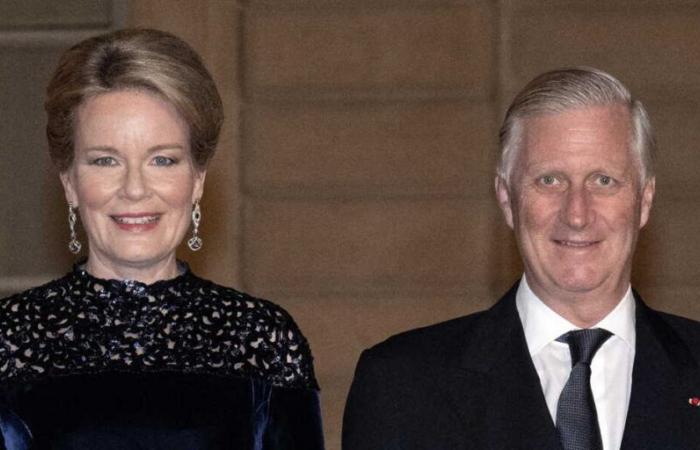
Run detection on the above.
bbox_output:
[45,28,223,172]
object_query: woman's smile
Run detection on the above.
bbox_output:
[111,213,161,231]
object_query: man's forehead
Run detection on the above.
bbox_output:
[521,103,631,130]
[515,105,638,172]
[521,105,631,146]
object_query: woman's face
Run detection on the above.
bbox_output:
[61,89,205,277]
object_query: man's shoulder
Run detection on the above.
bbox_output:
[361,308,491,369]
[657,309,700,327]
[638,302,700,369]
[653,309,700,344]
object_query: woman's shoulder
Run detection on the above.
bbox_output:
[192,276,294,320]
[0,272,73,311]
[178,274,320,390]
[183,274,303,334]
[0,270,319,391]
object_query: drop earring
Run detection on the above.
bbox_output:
[188,200,203,251]
[68,203,82,254]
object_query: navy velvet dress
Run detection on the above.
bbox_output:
[0,264,324,450]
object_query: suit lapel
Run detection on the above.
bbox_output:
[443,285,560,449]
[621,295,700,449]
[436,288,699,449]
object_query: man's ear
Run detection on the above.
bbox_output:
[639,176,655,229]
[495,175,515,230]
[59,170,79,206]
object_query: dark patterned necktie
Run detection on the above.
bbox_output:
[556,328,612,450]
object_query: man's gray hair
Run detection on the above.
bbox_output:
[497,67,656,185]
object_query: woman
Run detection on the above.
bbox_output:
[0,29,323,450]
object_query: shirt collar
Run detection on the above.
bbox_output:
[516,274,636,357]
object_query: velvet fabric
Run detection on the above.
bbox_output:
[0,265,324,450]
[0,372,323,450]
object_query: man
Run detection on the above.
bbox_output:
[342,68,700,450]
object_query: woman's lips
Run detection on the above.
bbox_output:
[111,214,160,231]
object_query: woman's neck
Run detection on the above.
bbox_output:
[83,252,181,284]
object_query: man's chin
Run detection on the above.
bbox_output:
[552,273,608,295]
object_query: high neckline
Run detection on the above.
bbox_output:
[72,259,193,292]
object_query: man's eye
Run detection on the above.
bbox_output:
[153,156,176,166]
[91,157,117,166]
[540,175,558,185]
[596,175,614,186]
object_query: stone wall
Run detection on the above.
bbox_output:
[2,1,700,448]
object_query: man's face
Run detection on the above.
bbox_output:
[496,105,655,304]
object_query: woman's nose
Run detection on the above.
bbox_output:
[120,165,149,200]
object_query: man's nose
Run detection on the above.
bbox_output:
[561,186,593,229]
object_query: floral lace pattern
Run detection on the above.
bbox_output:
[0,264,317,390]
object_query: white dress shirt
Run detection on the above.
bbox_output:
[515,275,636,450]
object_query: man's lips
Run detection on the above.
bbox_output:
[553,239,600,248]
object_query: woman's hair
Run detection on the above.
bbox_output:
[45,28,223,171]
[498,67,655,185]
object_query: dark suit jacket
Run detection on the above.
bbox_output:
[343,284,700,449]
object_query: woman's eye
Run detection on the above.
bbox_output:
[91,156,117,166]
[153,156,177,166]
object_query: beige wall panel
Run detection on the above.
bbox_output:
[0,0,112,28]
[245,4,495,98]
[243,199,498,295]
[282,291,492,450]
[510,0,700,9]
[128,0,209,53]
[0,44,77,279]
[319,374,350,450]
[633,199,700,289]
[488,218,522,291]
[245,101,496,197]
[505,4,700,100]
[249,0,481,5]
[647,100,700,200]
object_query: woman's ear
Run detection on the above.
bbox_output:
[192,169,207,203]
[59,170,79,207]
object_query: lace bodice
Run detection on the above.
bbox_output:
[0,264,317,390]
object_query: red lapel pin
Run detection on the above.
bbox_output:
[689,397,700,407]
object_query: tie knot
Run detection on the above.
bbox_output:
[558,328,612,366]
